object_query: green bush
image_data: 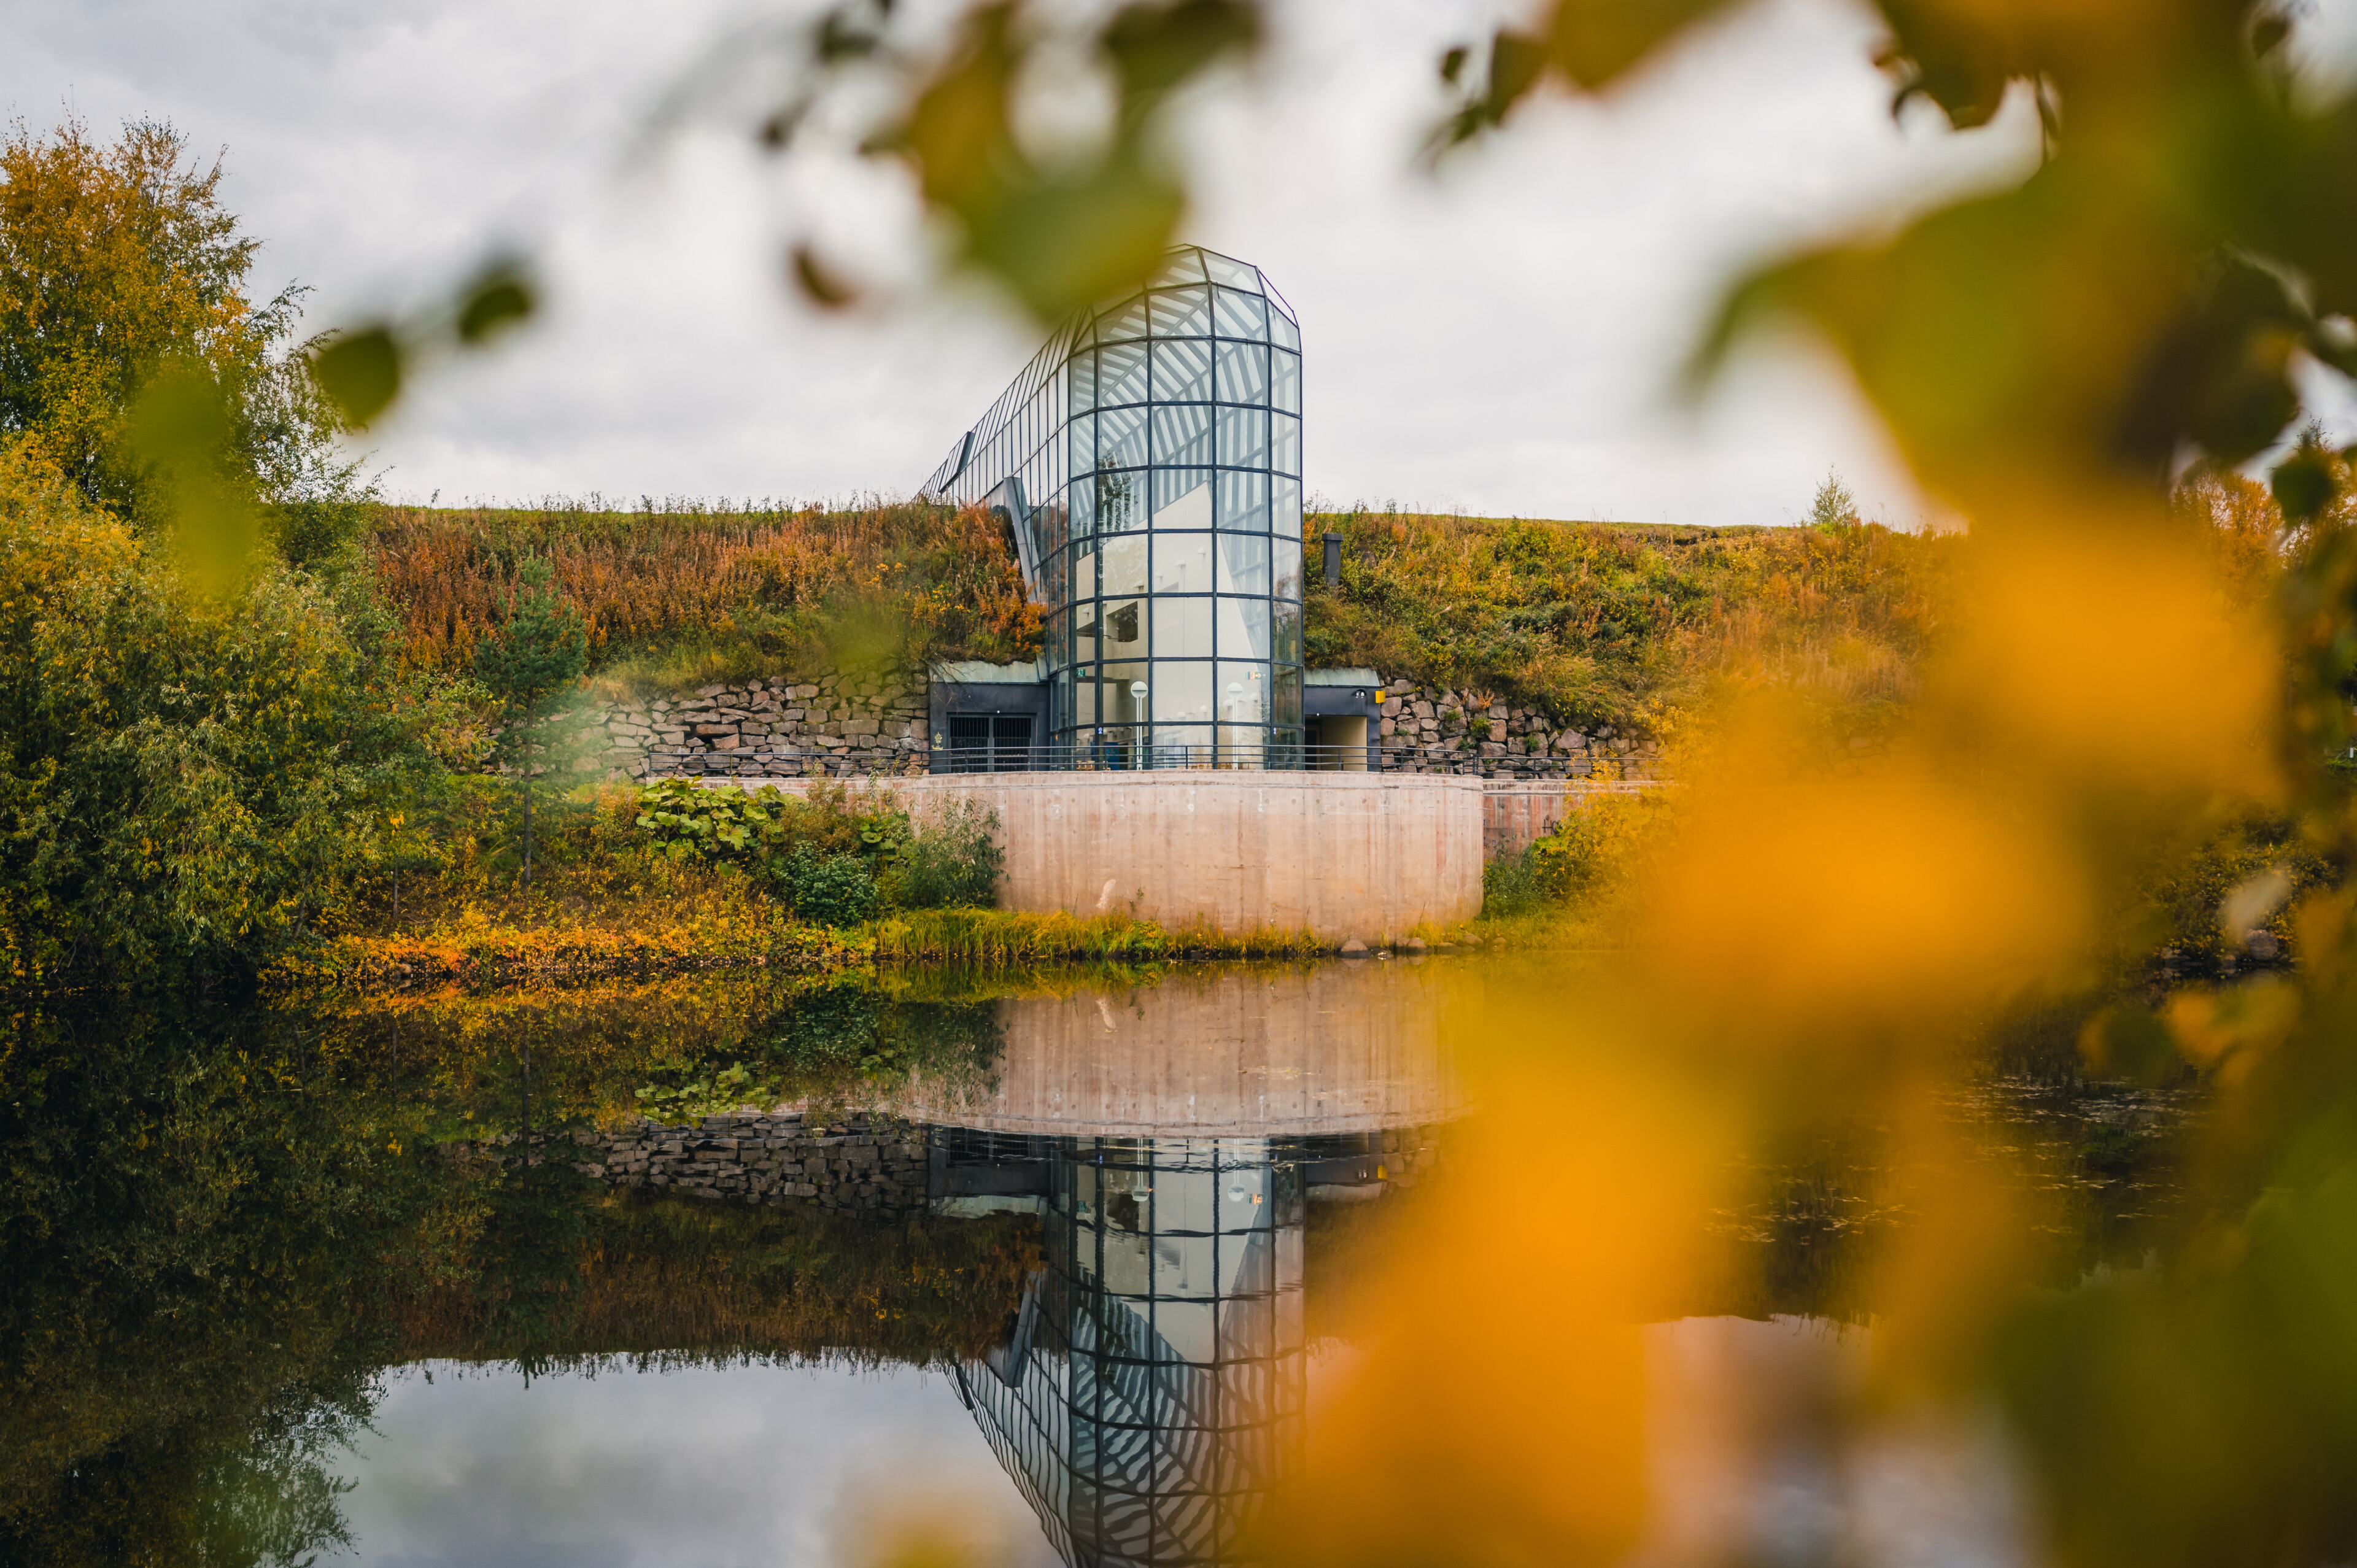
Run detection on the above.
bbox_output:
[633,779,999,922]
[778,846,877,928]
[0,439,455,981]
[886,797,1004,911]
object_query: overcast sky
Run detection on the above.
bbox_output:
[1,0,2086,525]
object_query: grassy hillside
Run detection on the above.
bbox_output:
[366,498,1960,734]
[1305,508,1962,735]
[368,498,1040,694]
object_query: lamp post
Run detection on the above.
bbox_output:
[1130,679,1149,770]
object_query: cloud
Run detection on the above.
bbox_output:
[0,0,2038,523]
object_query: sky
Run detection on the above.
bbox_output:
[0,0,2092,526]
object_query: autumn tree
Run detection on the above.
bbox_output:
[0,117,359,565]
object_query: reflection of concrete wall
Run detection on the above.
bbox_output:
[697,772,1482,940]
[890,963,1470,1137]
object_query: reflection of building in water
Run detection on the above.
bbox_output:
[945,1134,1315,1568]
[888,962,1471,1139]
[918,967,1461,1566]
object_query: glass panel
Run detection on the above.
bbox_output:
[1275,475,1302,538]
[1156,250,1209,287]
[1216,339,1269,405]
[1217,533,1270,596]
[1104,533,1150,598]
[1105,662,1150,725]
[1217,661,1268,728]
[1202,252,1259,288]
[1105,597,1145,656]
[1099,403,1148,469]
[1271,412,1302,476]
[1069,665,1099,727]
[1155,532,1215,597]
[1151,469,1213,528]
[1074,595,1101,663]
[1218,469,1270,531]
[1068,412,1096,476]
[1026,503,1053,572]
[1068,347,1097,413]
[1212,286,1268,341]
[1268,306,1300,350]
[1152,337,1214,403]
[1273,535,1302,601]
[1154,595,1214,660]
[1150,284,1211,337]
[1217,598,1271,660]
[1152,403,1215,468]
[1101,294,1151,343]
[1048,548,1070,608]
[1069,473,1098,538]
[1100,339,1150,404]
[1273,666,1302,726]
[1271,349,1301,413]
[1217,404,1269,468]
[1098,469,1146,533]
[1273,600,1302,665]
[1045,604,1069,665]
[1151,658,1216,720]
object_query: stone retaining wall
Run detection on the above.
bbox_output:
[527,1110,1449,1213]
[565,1111,931,1215]
[1377,678,1663,779]
[581,670,932,781]
[535,668,1658,784]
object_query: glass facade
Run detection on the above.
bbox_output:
[922,247,1306,765]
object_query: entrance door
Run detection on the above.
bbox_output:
[948,713,1036,772]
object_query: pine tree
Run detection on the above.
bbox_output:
[473,557,587,886]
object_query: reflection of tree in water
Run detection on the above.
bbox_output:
[0,995,1033,1566]
[0,1000,417,1565]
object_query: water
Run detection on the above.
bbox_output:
[0,959,2179,1566]
[337,1363,1057,1568]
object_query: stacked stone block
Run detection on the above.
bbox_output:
[588,670,931,781]
[569,1111,929,1215]
[525,666,1651,784]
[1375,679,1662,780]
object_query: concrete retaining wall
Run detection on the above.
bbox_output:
[703,771,1484,943]
[1480,779,1664,859]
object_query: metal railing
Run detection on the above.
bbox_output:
[647,743,1663,782]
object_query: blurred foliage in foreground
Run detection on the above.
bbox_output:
[1253,2,2357,1564]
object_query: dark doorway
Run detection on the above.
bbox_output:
[948,713,1036,772]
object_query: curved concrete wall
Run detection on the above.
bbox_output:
[887,962,1473,1137]
[903,771,1482,943]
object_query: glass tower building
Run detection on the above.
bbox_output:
[921,247,1306,766]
